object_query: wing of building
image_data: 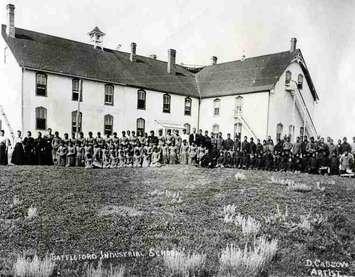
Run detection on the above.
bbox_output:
[0,3,319,141]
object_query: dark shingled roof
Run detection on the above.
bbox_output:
[2,25,318,101]
[196,50,319,100]
[1,25,199,98]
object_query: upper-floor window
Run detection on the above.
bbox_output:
[163,94,171,113]
[297,74,303,89]
[105,84,114,105]
[235,96,243,114]
[213,98,221,116]
[72,79,82,101]
[285,70,292,85]
[35,107,47,130]
[184,97,192,116]
[104,114,113,135]
[137,90,146,110]
[36,73,47,96]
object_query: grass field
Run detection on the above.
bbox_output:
[0,166,354,276]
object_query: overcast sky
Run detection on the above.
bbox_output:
[3,0,355,139]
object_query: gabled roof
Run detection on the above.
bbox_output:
[1,25,199,98]
[1,25,318,101]
[196,50,319,100]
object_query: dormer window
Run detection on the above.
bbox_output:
[297,74,303,89]
[285,70,292,85]
[88,26,105,49]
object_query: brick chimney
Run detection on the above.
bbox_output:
[290,37,297,53]
[130,42,137,62]
[167,49,176,74]
[211,56,217,65]
[6,3,15,38]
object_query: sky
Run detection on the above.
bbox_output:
[3,0,355,139]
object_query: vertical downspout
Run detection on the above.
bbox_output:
[21,67,24,133]
[266,90,271,137]
[197,97,201,130]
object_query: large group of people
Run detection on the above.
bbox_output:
[0,128,354,175]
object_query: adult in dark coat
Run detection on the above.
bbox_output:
[189,128,197,145]
[203,131,212,150]
[23,131,36,165]
[43,128,54,165]
[0,130,9,165]
[35,132,47,165]
[11,130,24,165]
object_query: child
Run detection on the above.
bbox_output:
[151,147,161,167]
[180,140,189,165]
[169,142,177,164]
[84,142,93,168]
[92,143,103,168]
[109,145,117,168]
[57,141,67,167]
[66,141,76,167]
[216,151,225,168]
[133,149,142,167]
[161,144,169,165]
[189,143,198,166]
[142,148,150,167]
[103,146,111,168]
[197,146,206,166]
[75,142,85,167]
[117,150,125,167]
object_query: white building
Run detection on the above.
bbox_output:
[0,4,318,141]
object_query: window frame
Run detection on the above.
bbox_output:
[136,118,145,134]
[104,114,114,135]
[163,94,171,113]
[104,84,114,106]
[184,97,192,116]
[213,98,221,116]
[35,106,47,130]
[36,72,47,97]
[72,78,83,102]
[137,89,146,110]
[285,70,292,85]
[297,74,303,89]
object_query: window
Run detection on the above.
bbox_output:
[72,111,82,135]
[184,97,192,116]
[136,118,145,134]
[104,114,113,135]
[285,70,292,85]
[212,124,219,134]
[184,123,191,134]
[36,73,47,96]
[234,122,242,139]
[235,96,243,115]
[105,84,114,105]
[276,123,283,140]
[289,125,295,140]
[297,74,303,89]
[35,107,47,130]
[163,94,171,113]
[72,79,82,101]
[137,90,146,110]
[213,98,221,116]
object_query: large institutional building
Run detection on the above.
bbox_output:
[0,4,319,141]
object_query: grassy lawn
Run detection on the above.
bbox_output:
[0,166,354,276]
